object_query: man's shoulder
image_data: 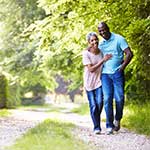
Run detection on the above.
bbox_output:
[99,39,105,46]
[113,33,125,40]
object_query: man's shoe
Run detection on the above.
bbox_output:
[106,128,113,135]
[94,130,101,134]
[113,120,120,131]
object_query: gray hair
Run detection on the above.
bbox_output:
[86,32,98,42]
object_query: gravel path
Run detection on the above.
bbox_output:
[0,103,150,150]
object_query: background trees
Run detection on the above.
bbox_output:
[0,0,149,107]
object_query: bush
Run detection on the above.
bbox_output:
[6,83,21,108]
[0,74,8,108]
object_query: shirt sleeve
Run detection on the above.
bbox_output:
[119,36,129,51]
[82,51,91,65]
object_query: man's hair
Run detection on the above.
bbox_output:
[99,21,110,31]
[86,32,98,42]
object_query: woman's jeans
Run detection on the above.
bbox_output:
[86,87,103,131]
[101,70,125,128]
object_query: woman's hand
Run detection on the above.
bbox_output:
[103,54,112,62]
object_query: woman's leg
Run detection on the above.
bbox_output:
[86,89,101,131]
[95,86,103,130]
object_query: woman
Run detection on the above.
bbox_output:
[82,32,112,134]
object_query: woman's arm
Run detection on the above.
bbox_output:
[86,54,112,72]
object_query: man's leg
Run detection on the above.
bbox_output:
[113,70,125,131]
[101,74,114,129]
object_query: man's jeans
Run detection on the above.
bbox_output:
[101,70,125,128]
[86,87,103,131]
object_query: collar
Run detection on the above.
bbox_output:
[103,32,115,42]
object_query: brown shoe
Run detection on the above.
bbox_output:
[113,120,120,131]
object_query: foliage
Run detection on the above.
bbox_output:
[0,0,49,105]
[0,0,150,105]
[6,82,21,108]
[22,0,106,90]
[0,74,8,108]
[122,102,150,136]
[125,19,150,101]
[72,103,89,115]
[0,109,11,117]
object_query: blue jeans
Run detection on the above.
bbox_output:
[86,87,103,131]
[101,70,125,128]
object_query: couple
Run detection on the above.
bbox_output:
[82,22,133,135]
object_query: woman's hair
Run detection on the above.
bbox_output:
[86,32,98,42]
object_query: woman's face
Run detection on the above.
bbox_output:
[88,35,99,49]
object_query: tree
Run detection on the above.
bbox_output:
[0,0,149,105]
[0,0,47,106]
[0,73,8,108]
[37,0,150,101]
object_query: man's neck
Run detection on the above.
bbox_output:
[105,32,111,40]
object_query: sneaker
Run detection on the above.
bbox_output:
[113,120,120,131]
[94,130,101,134]
[106,128,113,135]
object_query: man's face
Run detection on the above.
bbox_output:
[98,23,110,40]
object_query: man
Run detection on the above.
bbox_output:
[98,22,133,134]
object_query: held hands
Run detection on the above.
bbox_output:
[103,54,112,62]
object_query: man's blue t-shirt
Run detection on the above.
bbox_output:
[99,33,129,74]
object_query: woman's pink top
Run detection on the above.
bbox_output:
[82,50,103,91]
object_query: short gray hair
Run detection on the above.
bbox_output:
[86,32,98,42]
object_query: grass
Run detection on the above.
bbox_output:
[18,104,67,113]
[2,98,150,150]
[122,102,150,136]
[71,103,89,115]
[6,119,93,150]
[71,101,150,136]
[0,109,11,117]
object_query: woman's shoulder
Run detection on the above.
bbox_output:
[82,49,90,55]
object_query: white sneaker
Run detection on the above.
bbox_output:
[106,128,113,135]
[94,130,101,134]
[114,120,120,131]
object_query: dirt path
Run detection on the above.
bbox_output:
[0,103,150,150]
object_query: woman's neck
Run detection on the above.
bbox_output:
[90,47,100,55]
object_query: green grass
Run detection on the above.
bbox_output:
[0,109,11,117]
[122,102,150,136]
[18,104,66,113]
[71,103,89,115]
[6,119,92,150]
[71,101,150,136]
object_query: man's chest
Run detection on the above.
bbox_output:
[100,40,121,55]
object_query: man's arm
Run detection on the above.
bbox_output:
[119,47,133,71]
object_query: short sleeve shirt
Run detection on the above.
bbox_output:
[82,50,103,91]
[98,33,129,74]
